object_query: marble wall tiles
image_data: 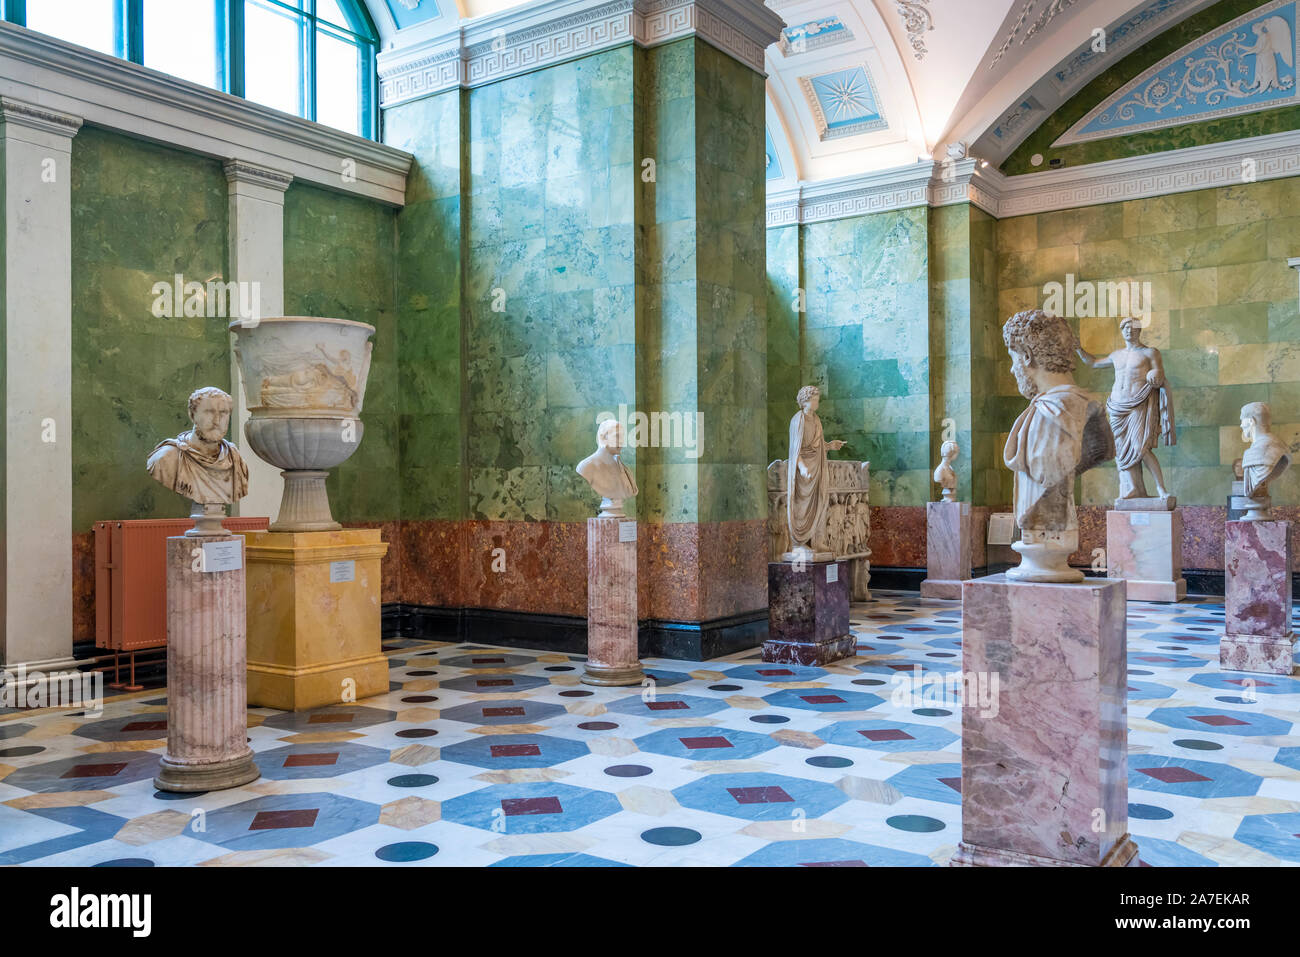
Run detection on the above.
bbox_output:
[998,176,1300,509]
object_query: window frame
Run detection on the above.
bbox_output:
[2,0,377,139]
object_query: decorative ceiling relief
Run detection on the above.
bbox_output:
[779,17,852,56]
[1056,0,1298,146]
[893,1,933,60]
[990,95,1044,142]
[1050,0,1197,95]
[765,128,784,179]
[384,0,439,30]
[991,0,1081,69]
[799,66,888,140]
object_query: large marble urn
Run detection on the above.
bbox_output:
[229,316,374,531]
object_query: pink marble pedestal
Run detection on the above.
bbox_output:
[583,517,644,686]
[1222,520,1296,675]
[155,533,260,792]
[920,501,971,600]
[950,574,1139,867]
[1106,509,1186,602]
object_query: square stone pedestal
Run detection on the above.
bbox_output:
[764,560,853,665]
[1223,520,1296,675]
[1106,509,1185,602]
[243,528,390,711]
[920,501,971,599]
[951,575,1139,867]
[583,517,643,686]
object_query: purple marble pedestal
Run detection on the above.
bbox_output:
[764,560,853,665]
[921,501,971,600]
[1106,509,1186,602]
[950,574,1139,867]
[1223,520,1296,675]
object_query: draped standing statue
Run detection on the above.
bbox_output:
[785,385,845,561]
[1077,317,1175,505]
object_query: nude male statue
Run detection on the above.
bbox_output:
[1076,317,1176,504]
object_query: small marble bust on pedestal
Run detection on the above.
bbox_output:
[766,386,853,665]
[147,387,258,792]
[578,419,644,687]
[1222,402,1295,675]
[147,386,249,536]
[921,442,971,600]
[1003,310,1115,582]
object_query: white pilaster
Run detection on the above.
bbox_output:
[1,97,81,670]
[224,160,292,524]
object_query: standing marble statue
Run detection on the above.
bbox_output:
[1235,402,1291,520]
[577,419,638,518]
[1003,310,1114,581]
[147,386,258,792]
[147,386,250,535]
[785,385,845,561]
[1076,317,1175,504]
[934,440,959,502]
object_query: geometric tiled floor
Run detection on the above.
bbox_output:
[2,590,1298,866]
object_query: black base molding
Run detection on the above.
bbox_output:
[383,603,770,661]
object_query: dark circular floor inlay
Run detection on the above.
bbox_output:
[402,695,437,703]
[144,697,167,706]
[419,651,440,656]
[852,679,886,686]
[750,714,789,724]
[873,635,903,641]
[578,721,618,731]
[375,841,439,862]
[1129,669,1154,676]
[388,773,439,787]
[641,826,700,846]
[395,728,438,738]
[926,652,957,658]
[887,815,945,833]
[0,746,44,758]
[709,684,742,691]
[913,708,951,717]
[559,690,593,697]
[605,764,652,777]
[93,859,154,867]
[152,789,206,800]
[1128,803,1174,821]
[545,666,575,672]
[1214,696,1253,705]
[806,755,853,768]
[1174,739,1223,751]
[1188,627,1214,632]
[406,670,437,676]
[1158,646,1188,651]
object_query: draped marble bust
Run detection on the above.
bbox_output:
[784,385,845,562]
[577,419,638,518]
[933,440,959,502]
[147,387,249,505]
[1236,402,1290,521]
[1002,310,1114,582]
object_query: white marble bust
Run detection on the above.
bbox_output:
[147,387,249,506]
[1237,402,1290,520]
[577,419,637,518]
[934,440,959,502]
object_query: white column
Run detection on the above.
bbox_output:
[224,160,292,523]
[1,98,81,670]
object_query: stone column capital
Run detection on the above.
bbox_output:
[0,97,82,139]
[223,159,294,192]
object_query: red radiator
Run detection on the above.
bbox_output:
[93,517,270,651]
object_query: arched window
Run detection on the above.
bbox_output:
[0,0,378,138]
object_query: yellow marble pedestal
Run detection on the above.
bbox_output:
[242,528,389,711]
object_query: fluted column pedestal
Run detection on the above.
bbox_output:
[583,517,643,686]
[155,533,259,792]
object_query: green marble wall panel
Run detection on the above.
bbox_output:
[766,224,801,463]
[1005,0,1300,175]
[798,206,930,505]
[465,46,637,522]
[995,175,1300,507]
[388,89,466,521]
[283,181,399,522]
[70,127,229,531]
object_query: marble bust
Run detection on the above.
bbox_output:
[147,387,249,536]
[1076,317,1175,506]
[934,440,959,502]
[1002,310,1115,582]
[1235,402,1290,521]
[577,419,638,518]
[785,385,845,562]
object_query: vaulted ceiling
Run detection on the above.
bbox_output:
[365,0,1253,185]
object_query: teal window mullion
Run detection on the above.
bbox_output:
[3,0,26,25]
[122,0,142,63]
[228,0,244,97]
[304,5,315,121]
